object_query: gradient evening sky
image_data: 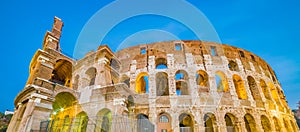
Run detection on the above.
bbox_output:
[0,0,299,112]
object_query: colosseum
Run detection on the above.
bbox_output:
[7,17,299,132]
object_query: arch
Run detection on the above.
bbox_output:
[204,113,216,132]
[157,113,172,132]
[52,92,77,112]
[96,108,112,132]
[247,76,262,101]
[215,71,229,92]
[50,59,72,87]
[228,60,239,71]
[85,67,97,86]
[233,74,248,99]
[175,70,189,95]
[50,92,78,132]
[73,75,80,90]
[135,72,149,94]
[156,58,168,69]
[156,72,169,96]
[290,120,298,132]
[196,70,209,87]
[260,79,271,100]
[283,118,293,132]
[273,117,281,132]
[268,83,282,106]
[74,111,88,132]
[261,115,271,132]
[62,115,70,131]
[244,114,257,132]
[224,113,237,132]
[179,113,194,132]
[137,114,154,132]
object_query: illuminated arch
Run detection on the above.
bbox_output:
[204,113,217,132]
[196,70,209,87]
[135,72,149,94]
[74,111,88,132]
[260,79,271,100]
[244,114,257,132]
[247,76,262,101]
[261,115,271,132]
[215,71,229,92]
[179,113,194,132]
[224,113,238,132]
[273,117,281,132]
[268,82,283,110]
[233,74,248,99]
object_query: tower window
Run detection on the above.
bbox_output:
[175,43,182,50]
[250,55,255,62]
[239,51,245,57]
[210,46,217,56]
[140,47,146,55]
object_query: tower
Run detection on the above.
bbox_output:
[7,17,74,132]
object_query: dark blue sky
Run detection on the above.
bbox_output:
[0,0,299,112]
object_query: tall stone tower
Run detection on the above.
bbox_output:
[7,17,75,132]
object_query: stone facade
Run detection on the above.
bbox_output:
[7,17,299,132]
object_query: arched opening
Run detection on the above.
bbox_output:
[156,58,168,69]
[273,117,281,132]
[228,60,239,71]
[233,74,248,99]
[278,89,289,108]
[175,70,189,95]
[85,67,97,86]
[261,115,271,132]
[96,108,112,132]
[62,115,70,131]
[204,113,216,132]
[156,72,169,96]
[49,92,78,131]
[244,114,257,132]
[73,75,80,90]
[260,79,271,100]
[74,111,88,132]
[283,118,293,132]
[215,71,229,92]
[268,83,283,110]
[225,113,237,132]
[290,120,298,132]
[196,70,209,87]
[247,76,262,101]
[157,113,172,132]
[137,114,154,132]
[135,72,149,94]
[50,59,72,87]
[179,113,194,132]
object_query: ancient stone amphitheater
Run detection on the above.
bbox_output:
[7,17,299,132]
